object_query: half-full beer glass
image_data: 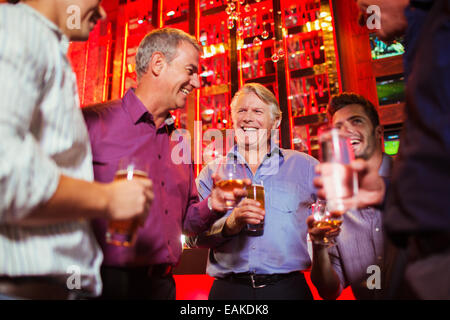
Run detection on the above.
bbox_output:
[311,199,342,246]
[106,157,149,247]
[215,158,247,209]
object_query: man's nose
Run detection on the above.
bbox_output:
[191,74,200,89]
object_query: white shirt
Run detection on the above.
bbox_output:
[0,3,102,296]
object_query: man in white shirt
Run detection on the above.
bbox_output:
[0,0,153,299]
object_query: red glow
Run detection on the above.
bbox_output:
[174,272,355,300]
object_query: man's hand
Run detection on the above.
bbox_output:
[209,173,252,213]
[223,198,265,236]
[314,159,385,209]
[306,215,341,248]
[104,178,154,226]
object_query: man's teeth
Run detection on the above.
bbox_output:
[350,139,360,145]
[243,128,258,132]
[180,88,190,95]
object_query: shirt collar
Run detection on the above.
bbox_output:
[19,3,69,54]
[227,142,285,163]
[122,88,176,134]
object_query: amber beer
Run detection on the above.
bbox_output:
[246,184,265,236]
[216,179,245,192]
[216,179,245,209]
[106,169,148,247]
[312,219,343,230]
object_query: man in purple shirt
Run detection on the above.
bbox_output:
[83,28,244,299]
[307,93,393,299]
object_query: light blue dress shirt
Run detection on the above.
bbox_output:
[189,144,318,278]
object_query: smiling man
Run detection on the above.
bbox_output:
[188,83,318,300]
[307,92,393,300]
[0,0,156,300]
[82,28,245,300]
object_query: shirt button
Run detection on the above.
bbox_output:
[375,228,380,232]
[158,154,161,160]
[161,181,165,186]
[378,256,383,261]
[251,246,256,250]
[165,209,168,215]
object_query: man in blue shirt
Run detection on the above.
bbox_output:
[308,93,393,300]
[188,83,318,300]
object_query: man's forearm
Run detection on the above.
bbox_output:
[310,244,342,300]
[13,175,109,226]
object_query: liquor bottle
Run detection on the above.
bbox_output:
[216,103,223,129]
[309,85,317,114]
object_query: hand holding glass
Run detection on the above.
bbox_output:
[106,157,150,247]
[318,127,358,214]
[311,200,342,246]
[215,159,247,210]
[245,183,265,236]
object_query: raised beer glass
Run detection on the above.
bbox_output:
[318,126,358,215]
[215,158,247,210]
[106,157,149,247]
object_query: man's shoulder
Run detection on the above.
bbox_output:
[82,99,123,124]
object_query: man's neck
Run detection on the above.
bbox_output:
[135,84,169,129]
[366,149,384,174]
[240,142,272,174]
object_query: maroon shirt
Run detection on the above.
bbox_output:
[83,89,216,267]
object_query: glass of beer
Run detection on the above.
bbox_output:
[311,199,342,246]
[215,158,247,209]
[106,157,149,247]
[318,126,358,215]
[245,183,265,237]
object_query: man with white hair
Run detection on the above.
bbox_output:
[188,83,318,300]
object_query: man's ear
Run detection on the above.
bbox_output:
[375,125,383,142]
[149,52,165,76]
[275,119,281,129]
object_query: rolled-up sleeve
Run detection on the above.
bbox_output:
[0,22,60,222]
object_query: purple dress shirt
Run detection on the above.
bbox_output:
[83,89,217,267]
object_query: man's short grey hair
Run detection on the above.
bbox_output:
[135,28,201,81]
[230,83,282,122]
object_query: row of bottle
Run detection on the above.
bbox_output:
[199,21,228,47]
[241,43,276,80]
[201,54,228,87]
[287,31,325,70]
[200,94,232,130]
[290,73,329,117]
[285,0,321,28]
